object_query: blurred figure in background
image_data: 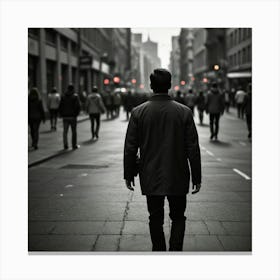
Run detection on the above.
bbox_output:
[205,82,225,141]
[59,84,81,150]
[47,87,61,131]
[196,91,206,125]
[235,86,246,119]
[113,91,122,117]
[123,90,134,120]
[243,83,252,139]
[28,87,45,150]
[184,89,197,115]
[174,90,184,104]
[224,89,230,113]
[103,90,114,119]
[86,86,106,140]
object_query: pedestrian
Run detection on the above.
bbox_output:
[205,82,225,141]
[113,91,122,117]
[184,88,197,115]
[124,69,201,251]
[235,86,246,119]
[243,83,252,139]
[103,90,113,119]
[174,90,184,104]
[86,86,106,139]
[123,90,134,120]
[59,84,81,150]
[47,87,61,131]
[28,87,45,150]
[224,89,230,113]
[196,91,206,125]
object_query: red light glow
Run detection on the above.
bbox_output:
[180,80,186,86]
[113,77,120,84]
[131,79,137,84]
[174,85,180,91]
[103,78,110,85]
[139,84,144,89]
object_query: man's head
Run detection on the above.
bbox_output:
[92,86,98,93]
[67,84,75,94]
[211,82,218,89]
[188,89,193,94]
[150,69,171,93]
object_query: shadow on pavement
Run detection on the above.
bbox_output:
[81,138,98,145]
[209,140,232,147]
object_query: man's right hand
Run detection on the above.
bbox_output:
[125,179,135,191]
[192,183,201,194]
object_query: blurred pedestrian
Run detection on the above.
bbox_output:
[243,83,252,139]
[28,87,45,150]
[103,90,114,119]
[59,84,81,150]
[224,89,230,113]
[113,91,122,117]
[184,89,197,115]
[196,91,206,125]
[124,69,201,251]
[174,90,184,104]
[123,90,134,120]
[86,86,106,139]
[47,87,61,131]
[235,86,246,119]
[205,82,225,140]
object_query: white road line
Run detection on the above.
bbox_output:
[79,173,88,177]
[65,184,74,188]
[239,141,247,146]
[206,150,214,156]
[216,158,222,162]
[200,146,206,150]
[233,168,251,180]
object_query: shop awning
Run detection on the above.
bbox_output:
[227,72,252,78]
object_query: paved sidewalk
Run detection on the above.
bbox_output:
[29,113,93,166]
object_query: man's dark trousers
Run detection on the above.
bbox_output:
[63,117,77,148]
[146,195,187,251]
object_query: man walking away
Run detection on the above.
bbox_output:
[113,91,122,117]
[184,88,197,115]
[28,87,45,150]
[243,83,252,139]
[47,87,61,131]
[224,89,230,113]
[205,82,225,141]
[59,84,81,150]
[86,86,106,139]
[174,90,184,104]
[196,91,206,125]
[235,86,246,119]
[124,69,201,251]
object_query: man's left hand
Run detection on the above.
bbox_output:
[125,179,135,191]
[192,183,201,194]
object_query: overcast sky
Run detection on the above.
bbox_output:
[131,28,180,69]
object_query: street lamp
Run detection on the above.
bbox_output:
[214,64,220,71]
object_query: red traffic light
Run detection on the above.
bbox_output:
[113,76,120,84]
[104,78,110,85]
[202,78,208,83]
[180,80,186,86]
[131,78,137,84]
[174,85,180,91]
[139,84,144,89]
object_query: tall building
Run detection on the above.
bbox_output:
[179,28,194,88]
[169,36,180,90]
[192,28,226,90]
[226,28,252,90]
[28,28,131,110]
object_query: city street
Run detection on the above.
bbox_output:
[28,107,251,252]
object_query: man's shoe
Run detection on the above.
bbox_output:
[210,134,214,140]
[72,145,80,150]
[64,145,69,150]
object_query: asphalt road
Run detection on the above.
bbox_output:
[28,107,252,252]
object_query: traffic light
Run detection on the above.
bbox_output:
[131,78,137,84]
[213,64,220,71]
[203,78,208,83]
[113,76,120,84]
[174,85,180,91]
[103,78,110,85]
[180,80,186,86]
[139,84,144,89]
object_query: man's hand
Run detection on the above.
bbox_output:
[125,179,135,191]
[192,183,201,194]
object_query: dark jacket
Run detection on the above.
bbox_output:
[205,89,225,114]
[196,95,206,111]
[28,97,45,121]
[59,92,81,118]
[243,93,252,115]
[124,94,201,195]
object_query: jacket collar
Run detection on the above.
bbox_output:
[150,94,172,101]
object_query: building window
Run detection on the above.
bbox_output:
[234,29,238,45]
[28,28,39,38]
[45,28,56,45]
[60,35,68,52]
[71,42,77,56]
[242,48,246,64]
[238,50,242,65]
[247,45,251,62]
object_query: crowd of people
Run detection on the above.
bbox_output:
[28,81,252,150]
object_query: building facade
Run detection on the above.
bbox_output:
[192,28,226,91]
[226,28,252,90]
[169,36,180,90]
[28,28,131,110]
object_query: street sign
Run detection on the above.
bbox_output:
[79,55,92,69]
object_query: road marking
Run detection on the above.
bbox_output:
[59,194,64,197]
[216,158,222,162]
[239,141,247,146]
[206,150,214,156]
[200,146,206,151]
[233,168,251,180]
[65,184,74,188]
[79,173,88,177]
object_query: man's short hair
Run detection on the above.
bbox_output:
[150,69,171,92]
